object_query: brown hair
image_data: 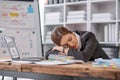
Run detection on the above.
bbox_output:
[51,26,72,46]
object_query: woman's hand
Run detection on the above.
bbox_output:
[52,46,69,55]
[52,46,63,52]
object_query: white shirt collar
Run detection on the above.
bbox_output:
[73,32,82,50]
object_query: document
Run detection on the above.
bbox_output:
[35,60,72,65]
[35,60,84,65]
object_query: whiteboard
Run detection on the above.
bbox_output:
[0,0,43,57]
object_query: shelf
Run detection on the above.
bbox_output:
[99,42,117,44]
[43,0,119,54]
[118,20,120,22]
[44,22,64,25]
[66,1,87,6]
[91,0,115,3]
[91,20,116,23]
[65,21,87,24]
[45,4,64,8]
[43,42,54,45]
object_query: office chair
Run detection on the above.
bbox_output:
[101,45,119,59]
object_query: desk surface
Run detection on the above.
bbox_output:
[21,62,120,80]
[0,62,120,80]
[0,62,21,72]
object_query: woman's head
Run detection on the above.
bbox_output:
[51,26,79,49]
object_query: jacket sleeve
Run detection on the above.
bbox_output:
[67,32,98,62]
[45,48,60,59]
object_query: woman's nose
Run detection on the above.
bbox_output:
[68,42,75,47]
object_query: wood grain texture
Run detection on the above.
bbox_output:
[0,62,21,71]
[116,72,120,80]
[21,63,120,80]
[0,62,119,80]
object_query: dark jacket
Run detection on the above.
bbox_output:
[45,30,109,62]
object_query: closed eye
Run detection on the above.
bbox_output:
[67,36,72,42]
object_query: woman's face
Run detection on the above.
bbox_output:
[60,33,78,49]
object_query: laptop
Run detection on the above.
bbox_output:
[4,36,44,63]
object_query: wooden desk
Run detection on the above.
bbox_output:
[0,62,21,71]
[0,62,120,80]
[21,62,120,80]
[0,62,48,80]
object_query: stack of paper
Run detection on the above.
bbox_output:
[67,10,86,23]
[92,13,114,21]
[35,60,72,65]
[44,31,53,43]
[45,12,63,24]
[35,60,84,65]
[48,0,63,4]
[104,24,117,42]
[92,58,120,69]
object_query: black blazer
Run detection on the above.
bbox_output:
[68,30,109,62]
[45,30,109,62]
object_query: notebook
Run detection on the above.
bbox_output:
[4,36,44,63]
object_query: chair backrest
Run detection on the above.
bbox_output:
[101,46,119,59]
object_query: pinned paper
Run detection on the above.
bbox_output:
[10,12,19,17]
[27,5,33,13]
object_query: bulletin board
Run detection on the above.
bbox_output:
[0,0,42,58]
[0,0,35,28]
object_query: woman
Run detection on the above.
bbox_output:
[46,26,109,62]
